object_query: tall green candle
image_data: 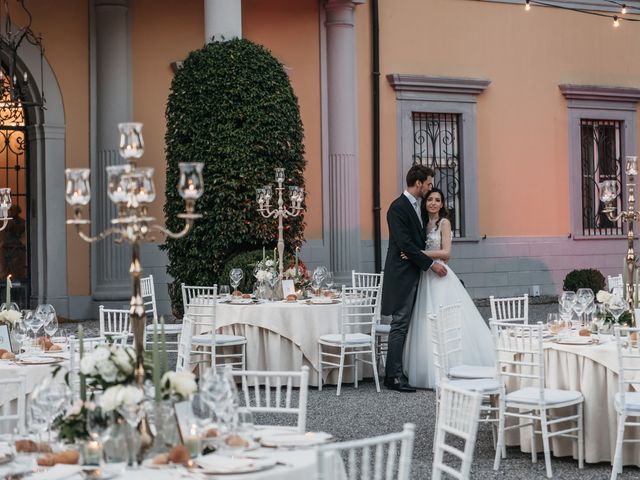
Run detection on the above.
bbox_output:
[5,275,10,306]
[79,325,86,402]
[152,321,160,402]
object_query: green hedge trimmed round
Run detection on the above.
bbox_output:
[162,39,306,316]
[562,268,605,293]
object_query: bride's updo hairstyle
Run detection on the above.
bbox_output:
[425,187,449,228]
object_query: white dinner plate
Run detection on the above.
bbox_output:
[552,336,595,345]
[195,454,277,474]
[260,431,334,448]
[15,356,63,365]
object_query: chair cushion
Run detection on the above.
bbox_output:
[444,378,502,394]
[449,365,495,379]
[615,392,640,412]
[192,334,246,345]
[145,324,182,333]
[375,324,391,334]
[506,387,583,406]
[319,333,373,345]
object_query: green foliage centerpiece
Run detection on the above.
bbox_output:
[163,38,306,315]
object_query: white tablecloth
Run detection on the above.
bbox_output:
[188,300,372,386]
[505,336,640,466]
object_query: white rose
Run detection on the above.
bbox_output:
[67,399,84,417]
[112,348,133,374]
[170,372,197,399]
[4,310,20,326]
[97,359,118,383]
[265,260,274,268]
[118,385,143,406]
[93,346,110,362]
[596,290,612,304]
[101,385,123,412]
[80,355,96,375]
[256,270,267,282]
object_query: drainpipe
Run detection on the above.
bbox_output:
[371,0,382,272]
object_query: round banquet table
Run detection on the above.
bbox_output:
[189,299,374,386]
[504,335,640,466]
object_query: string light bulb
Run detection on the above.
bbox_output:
[613,15,620,27]
[622,4,627,15]
[525,0,531,11]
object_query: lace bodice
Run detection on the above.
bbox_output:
[425,224,441,250]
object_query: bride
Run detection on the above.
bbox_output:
[402,187,494,389]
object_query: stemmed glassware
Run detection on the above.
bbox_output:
[22,310,44,354]
[31,376,71,443]
[607,295,628,325]
[324,272,334,292]
[559,291,577,329]
[575,288,594,328]
[230,269,244,294]
[12,318,27,357]
[312,266,327,296]
[593,304,608,341]
[200,367,238,441]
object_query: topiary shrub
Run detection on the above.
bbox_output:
[162,38,306,316]
[562,269,606,293]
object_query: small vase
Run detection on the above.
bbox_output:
[148,400,179,455]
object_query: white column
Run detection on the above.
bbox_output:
[204,0,242,43]
[324,0,364,278]
[91,0,131,301]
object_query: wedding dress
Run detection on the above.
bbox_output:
[403,222,494,389]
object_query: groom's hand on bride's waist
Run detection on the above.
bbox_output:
[431,263,448,277]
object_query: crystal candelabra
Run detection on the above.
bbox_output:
[600,155,640,326]
[65,122,204,379]
[256,168,304,280]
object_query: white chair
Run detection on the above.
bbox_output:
[431,304,502,453]
[608,274,624,297]
[318,285,381,396]
[99,306,131,345]
[490,294,529,323]
[143,275,182,353]
[179,284,246,371]
[352,270,387,369]
[0,375,27,434]
[316,423,415,480]
[68,335,107,400]
[230,366,309,432]
[432,383,483,480]
[611,326,640,479]
[491,320,584,478]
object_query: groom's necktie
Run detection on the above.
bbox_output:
[414,200,423,227]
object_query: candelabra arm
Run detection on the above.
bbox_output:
[258,207,279,219]
[603,209,625,223]
[73,224,121,244]
[150,221,194,240]
[0,217,10,232]
[283,207,302,217]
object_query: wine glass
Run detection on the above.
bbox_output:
[607,295,628,324]
[44,315,58,340]
[219,285,230,299]
[593,303,608,341]
[31,377,71,443]
[576,288,594,327]
[12,319,27,357]
[324,272,334,292]
[230,269,244,294]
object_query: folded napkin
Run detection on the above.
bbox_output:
[260,431,333,447]
[30,464,83,480]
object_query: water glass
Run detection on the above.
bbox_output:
[219,285,230,298]
[230,269,244,293]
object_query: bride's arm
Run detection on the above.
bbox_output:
[423,219,452,261]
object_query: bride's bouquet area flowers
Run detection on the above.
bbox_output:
[283,259,310,290]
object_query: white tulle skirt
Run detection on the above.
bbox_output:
[402,262,494,389]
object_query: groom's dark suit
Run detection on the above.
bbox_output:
[381,194,433,382]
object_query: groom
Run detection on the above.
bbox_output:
[382,164,447,392]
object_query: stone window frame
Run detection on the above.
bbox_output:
[387,74,490,242]
[560,84,640,240]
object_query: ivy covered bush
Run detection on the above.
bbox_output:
[562,269,606,294]
[162,39,306,316]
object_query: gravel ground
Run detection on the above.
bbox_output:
[59,300,636,479]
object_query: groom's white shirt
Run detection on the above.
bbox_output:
[403,190,422,226]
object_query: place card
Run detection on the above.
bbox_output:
[0,325,12,353]
[282,279,296,298]
[174,400,194,443]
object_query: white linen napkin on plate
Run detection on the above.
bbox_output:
[30,464,83,480]
[197,453,272,473]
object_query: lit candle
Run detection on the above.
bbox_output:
[263,247,266,261]
[5,274,10,306]
[185,424,201,458]
[84,438,102,466]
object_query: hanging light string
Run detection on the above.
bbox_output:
[517,0,640,26]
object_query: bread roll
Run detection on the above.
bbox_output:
[286,294,297,301]
[242,293,251,299]
[152,453,169,465]
[578,328,591,337]
[204,427,220,438]
[15,439,37,453]
[53,450,80,465]
[1,352,15,360]
[37,453,55,467]
[168,445,191,465]
[232,291,242,297]
[48,344,62,352]
[225,434,249,448]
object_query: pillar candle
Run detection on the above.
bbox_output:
[79,325,86,402]
[295,247,299,276]
[5,275,10,306]
[262,246,265,261]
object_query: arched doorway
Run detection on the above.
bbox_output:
[0,73,30,305]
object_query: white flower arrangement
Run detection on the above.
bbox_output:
[101,384,144,412]
[80,344,136,389]
[596,290,616,304]
[0,309,21,327]
[161,371,197,400]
